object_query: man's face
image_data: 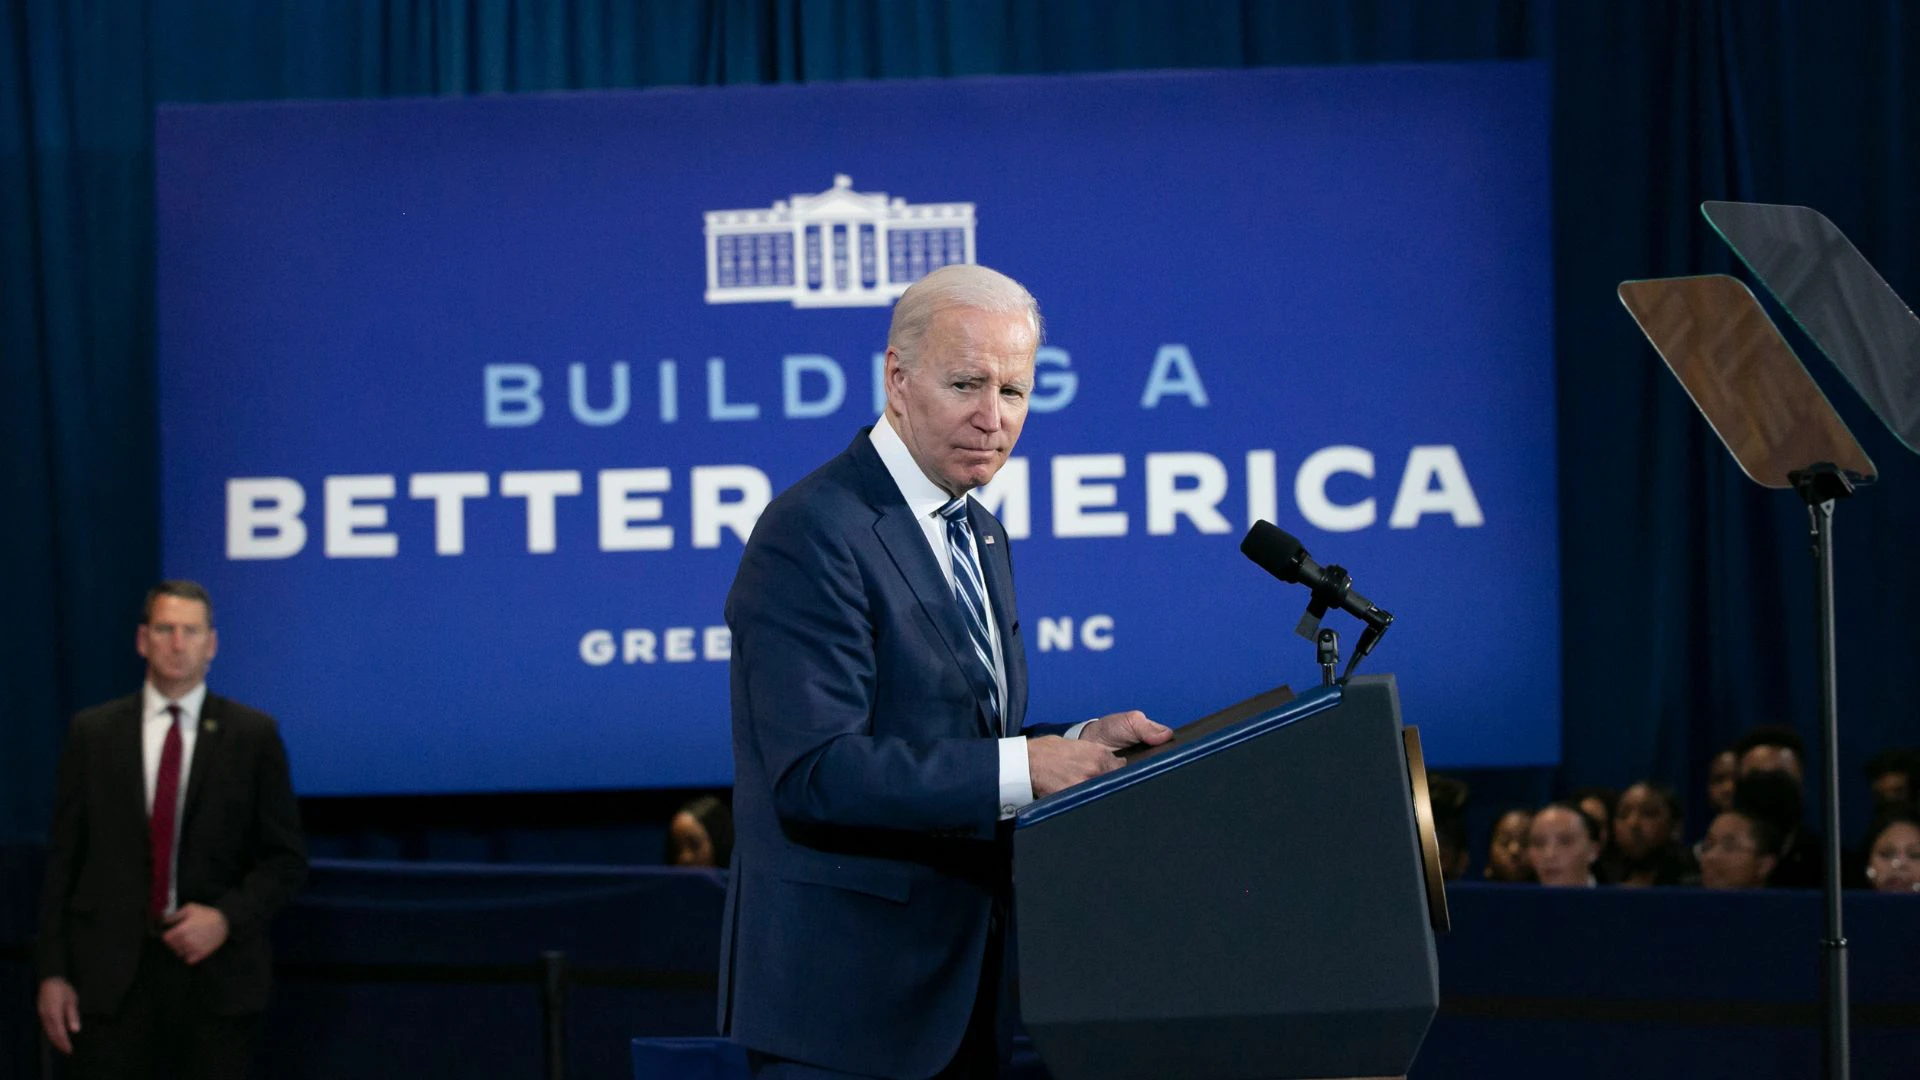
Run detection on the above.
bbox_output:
[1698,813,1774,890]
[1870,771,1911,809]
[1739,745,1804,787]
[136,595,218,690]
[1708,750,1739,811]
[885,305,1036,497]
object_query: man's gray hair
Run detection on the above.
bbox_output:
[887,263,1042,369]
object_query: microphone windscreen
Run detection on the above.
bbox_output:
[1240,520,1306,583]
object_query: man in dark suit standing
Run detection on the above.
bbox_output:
[35,581,307,1079]
[720,264,1170,1079]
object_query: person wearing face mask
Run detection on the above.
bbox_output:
[1861,805,1920,895]
[1526,803,1601,888]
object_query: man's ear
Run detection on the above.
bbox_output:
[136,624,151,662]
[882,347,907,410]
[1756,854,1778,883]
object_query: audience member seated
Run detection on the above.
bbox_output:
[1864,747,1919,812]
[1734,724,1806,786]
[1612,781,1698,887]
[1862,805,1920,895]
[1527,803,1601,888]
[1428,774,1471,881]
[665,795,734,869]
[1706,748,1739,818]
[1484,808,1535,883]
[1568,784,1621,882]
[1696,809,1781,890]
[1733,728,1821,888]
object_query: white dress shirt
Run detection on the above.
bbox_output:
[142,680,205,914]
[869,416,1086,818]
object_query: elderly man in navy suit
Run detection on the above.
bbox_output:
[720,264,1170,1078]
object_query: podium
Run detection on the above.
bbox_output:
[1013,676,1442,1080]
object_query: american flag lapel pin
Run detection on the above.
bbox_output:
[983,536,995,545]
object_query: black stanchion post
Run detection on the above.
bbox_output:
[541,950,568,1080]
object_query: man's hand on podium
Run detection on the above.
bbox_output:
[1027,711,1172,798]
[1081,710,1172,753]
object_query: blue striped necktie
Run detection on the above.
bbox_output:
[938,496,1002,733]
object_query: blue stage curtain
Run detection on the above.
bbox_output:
[1548,1,1920,832]
[2,0,1916,847]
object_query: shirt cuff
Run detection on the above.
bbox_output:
[1065,720,1092,740]
[997,736,1034,819]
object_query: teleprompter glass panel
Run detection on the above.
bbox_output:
[1703,201,1920,453]
[1618,274,1874,489]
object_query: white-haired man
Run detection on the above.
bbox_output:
[720,264,1168,1078]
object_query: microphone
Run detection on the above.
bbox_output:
[1239,520,1394,633]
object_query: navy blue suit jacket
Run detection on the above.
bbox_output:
[720,430,1066,1078]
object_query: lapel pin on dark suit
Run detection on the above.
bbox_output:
[984,536,995,545]
[202,719,218,734]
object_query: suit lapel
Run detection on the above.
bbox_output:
[969,501,1026,732]
[871,502,1001,736]
[111,698,148,833]
[851,435,999,738]
[180,694,222,830]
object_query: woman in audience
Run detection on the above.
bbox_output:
[1862,805,1920,894]
[1695,809,1780,890]
[1706,748,1739,816]
[1484,808,1535,882]
[1732,768,1818,888]
[666,794,734,869]
[1612,781,1698,887]
[1527,803,1601,887]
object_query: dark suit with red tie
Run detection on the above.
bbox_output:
[720,430,1071,1079]
[35,691,307,1077]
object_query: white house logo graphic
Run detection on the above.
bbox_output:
[703,175,976,308]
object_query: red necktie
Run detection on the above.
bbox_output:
[149,704,184,920]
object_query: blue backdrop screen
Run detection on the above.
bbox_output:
[157,64,1558,794]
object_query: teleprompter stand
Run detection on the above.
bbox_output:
[1620,197,1920,1080]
